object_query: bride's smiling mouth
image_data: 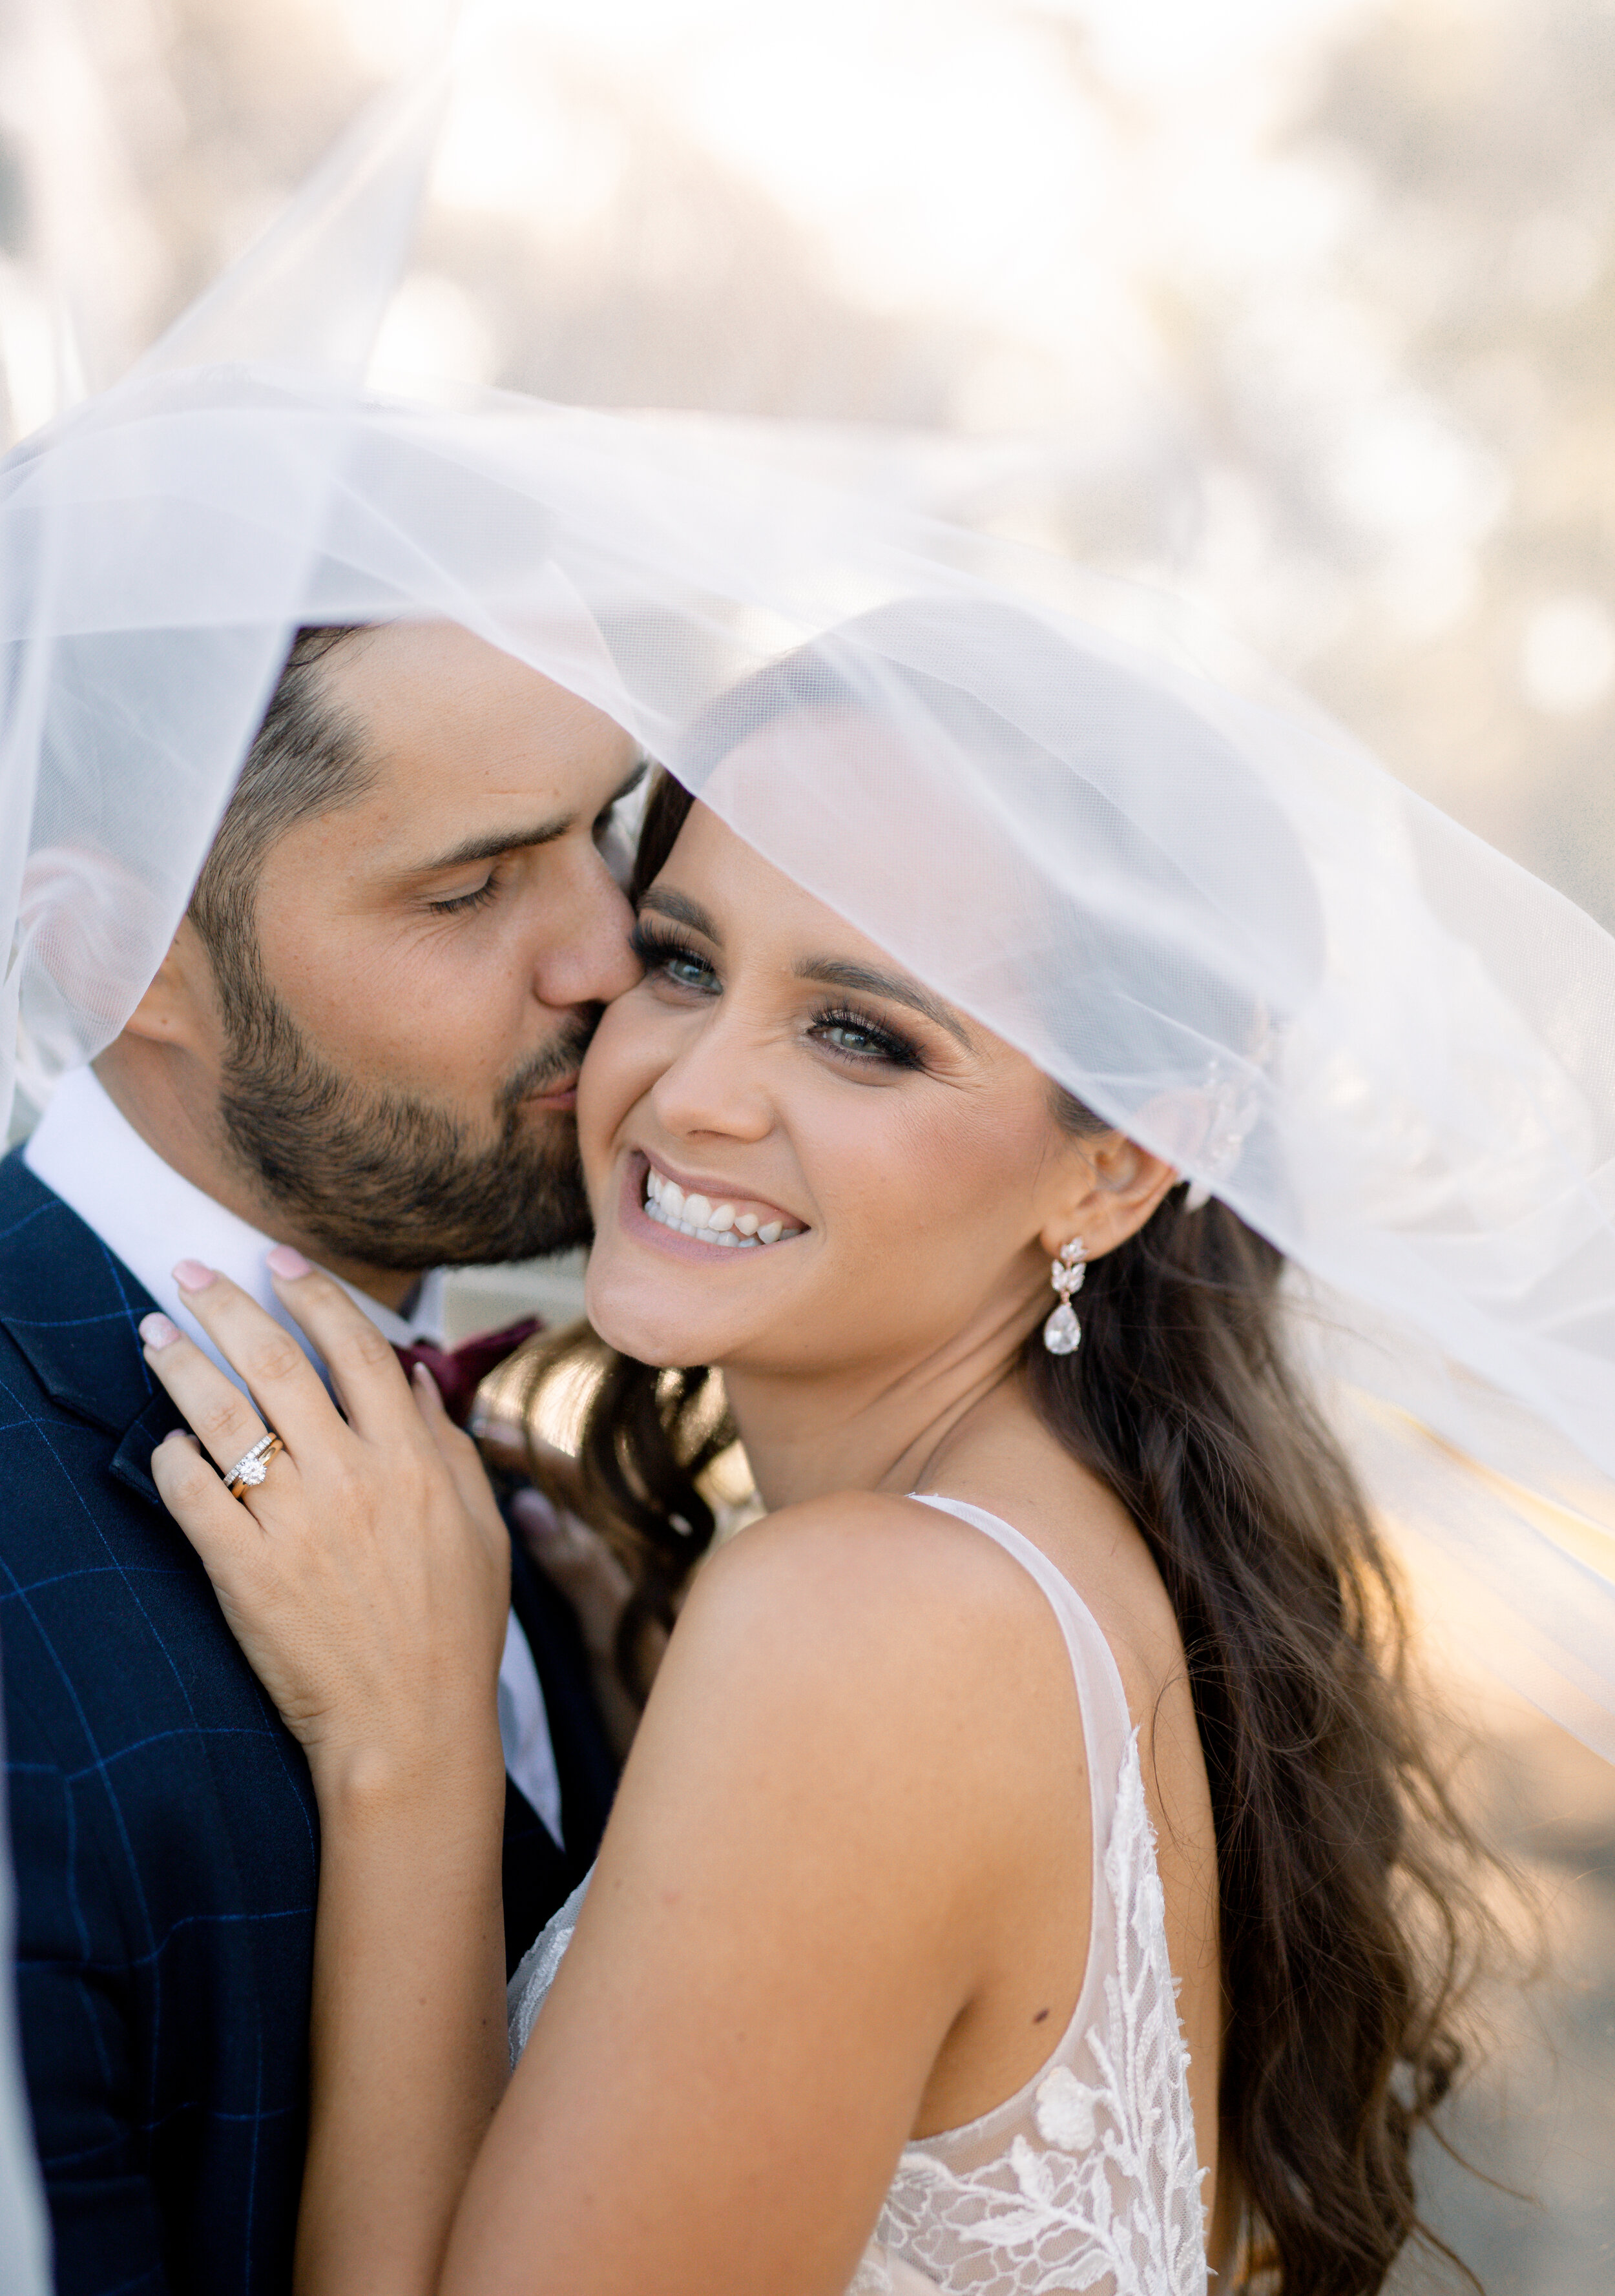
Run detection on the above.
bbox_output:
[619,1150,808,1259]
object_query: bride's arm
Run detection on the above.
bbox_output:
[143,1266,515,2296]
[440,1496,1039,2296]
[293,1694,506,2296]
[149,1267,1076,2296]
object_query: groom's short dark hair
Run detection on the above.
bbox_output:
[188,625,371,993]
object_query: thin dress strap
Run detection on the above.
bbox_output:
[903,1485,1141,2142]
[849,1494,1207,2296]
[908,1491,1136,1859]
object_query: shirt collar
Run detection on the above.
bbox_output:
[25,1066,447,1380]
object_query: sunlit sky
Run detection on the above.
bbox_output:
[351,0,1481,646]
[349,0,1379,393]
[326,0,1566,712]
[20,0,1612,790]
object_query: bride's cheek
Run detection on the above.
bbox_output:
[576,1003,645,1155]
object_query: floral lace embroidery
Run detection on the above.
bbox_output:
[853,1730,1207,2296]
[508,1873,589,2064]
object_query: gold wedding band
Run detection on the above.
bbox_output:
[226,1431,286,1499]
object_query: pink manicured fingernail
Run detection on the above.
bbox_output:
[139,1312,181,1350]
[266,1244,313,1279]
[173,1259,216,1292]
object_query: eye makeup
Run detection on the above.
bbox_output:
[630,921,924,1072]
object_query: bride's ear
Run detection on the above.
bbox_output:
[1036,1130,1178,1265]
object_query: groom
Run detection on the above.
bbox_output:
[1,621,643,2295]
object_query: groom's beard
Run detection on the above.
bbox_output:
[216,980,594,1273]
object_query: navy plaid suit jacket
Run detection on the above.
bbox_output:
[0,1146,616,2295]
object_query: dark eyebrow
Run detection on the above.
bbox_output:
[797,955,975,1049]
[409,758,648,876]
[637,885,722,940]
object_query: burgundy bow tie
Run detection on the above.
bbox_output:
[394,1317,543,1427]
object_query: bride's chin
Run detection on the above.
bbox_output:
[583,1259,714,1369]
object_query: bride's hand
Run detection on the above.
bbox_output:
[140,1252,511,1801]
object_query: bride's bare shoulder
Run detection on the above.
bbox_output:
[663,1488,1072,1725]
[623,1490,1088,1900]
[693,1486,1051,1621]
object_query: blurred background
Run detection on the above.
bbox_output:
[3,0,1614,2284]
[12,0,1615,920]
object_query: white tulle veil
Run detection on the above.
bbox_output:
[5,53,1615,1811]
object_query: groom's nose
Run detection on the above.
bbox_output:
[528,845,640,1011]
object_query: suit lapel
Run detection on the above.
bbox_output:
[0,1146,177,1477]
[3,1148,611,1970]
[109,1385,191,1505]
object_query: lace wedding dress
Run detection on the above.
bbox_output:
[508,1496,1209,2296]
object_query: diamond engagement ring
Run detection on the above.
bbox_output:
[225,1432,286,1498]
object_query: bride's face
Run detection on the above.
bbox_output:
[576,802,1099,1381]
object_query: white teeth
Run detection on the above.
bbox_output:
[643,1166,801,1249]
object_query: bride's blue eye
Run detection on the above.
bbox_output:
[630,922,718,991]
[814,1008,921,1070]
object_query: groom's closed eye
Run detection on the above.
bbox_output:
[428,875,504,917]
[410,761,649,913]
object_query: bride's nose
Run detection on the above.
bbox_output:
[649,1009,773,1143]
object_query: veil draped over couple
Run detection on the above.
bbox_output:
[6,57,1615,2296]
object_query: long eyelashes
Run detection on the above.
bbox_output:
[426,803,623,918]
[630,920,714,988]
[812,1008,922,1070]
[630,922,922,1071]
[428,873,501,916]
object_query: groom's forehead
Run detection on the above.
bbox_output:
[329,622,626,766]
[320,621,638,825]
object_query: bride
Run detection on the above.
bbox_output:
[135,615,1493,2296]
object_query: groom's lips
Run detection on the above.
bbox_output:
[523,1071,581,1112]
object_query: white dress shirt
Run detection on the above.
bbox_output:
[26,1065,564,1845]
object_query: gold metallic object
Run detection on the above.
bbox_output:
[226,1431,285,1498]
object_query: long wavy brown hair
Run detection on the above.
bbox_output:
[513,717,1505,2295]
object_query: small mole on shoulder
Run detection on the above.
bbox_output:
[1032,2007,1050,2025]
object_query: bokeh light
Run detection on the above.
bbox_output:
[3,8,1614,2275]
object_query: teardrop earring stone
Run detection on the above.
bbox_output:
[1043,1301,1081,1354]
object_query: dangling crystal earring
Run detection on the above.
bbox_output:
[1043,1236,1085,1354]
